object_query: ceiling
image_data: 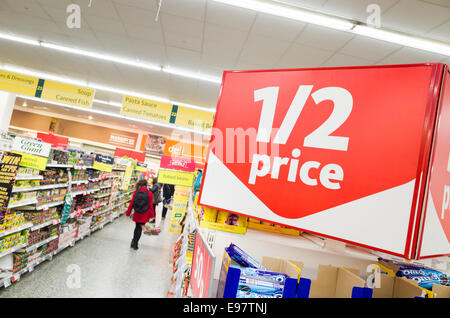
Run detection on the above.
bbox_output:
[0,0,449,114]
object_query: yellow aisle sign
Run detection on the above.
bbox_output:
[157,169,194,187]
[12,152,48,171]
[41,80,95,108]
[175,106,215,131]
[0,70,39,96]
[169,186,190,233]
[121,96,173,123]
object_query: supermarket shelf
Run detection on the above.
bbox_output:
[70,188,99,197]
[112,167,126,171]
[46,163,73,168]
[35,200,65,210]
[30,219,61,231]
[100,185,112,189]
[24,235,59,253]
[72,165,93,170]
[93,193,110,199]
[7,198,38,209]
[15,174,43,181]
[75,231,91,242]
[0,242,28,259]
[0,223,33,239]
[12,183,68,193]
[70,180,88,185]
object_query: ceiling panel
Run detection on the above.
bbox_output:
[95,32,139,58]
[239,34,291,65]
[376,47,448,64]
[84,14,128,37]
[161,13,204,38]
[82,0,122,20]
[203,23,248,46]
[4,0,51,20]
[113,0,158,11]
[123,23,164,46]
[275,43,334,68]
[114,2,158,27]
[381,0,450,36]
[339,36,402,62]
[296,24,355,51]
[201,39,241,68]
[166,46,202,70]
[160,0,206,21]
[164,31,203,52]
[321,53,375,67]
[36,0,73,10]
[426,19,450,43]
[206,1,256,31]
[250,12,306,42]
[131,41,166,65]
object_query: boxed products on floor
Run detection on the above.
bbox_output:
[58,224,77,249]
[12,252,29,273]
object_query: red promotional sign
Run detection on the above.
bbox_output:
[191,231,214,298]
[114,147,145,162]
[37,132,68,148]
[160,155,195,172]
[417,67,450,259]
[199,64,449,259]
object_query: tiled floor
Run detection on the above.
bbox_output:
[0,214,178,298]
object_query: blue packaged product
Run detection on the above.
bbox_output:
[378,258,450,289]
[236,277,284,298]
[238,267,288,284]
[225,244,261,268]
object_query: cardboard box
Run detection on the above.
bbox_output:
[261,256,303,282]
[305,265,366,298]
[372,273,432,298]
[432,284,450,298]
[216,249,300,298]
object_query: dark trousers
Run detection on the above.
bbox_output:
[162,206,168,218]
[132,222,145,246]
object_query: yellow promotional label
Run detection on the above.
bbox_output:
[135,165,147,172]
[41,80,95,108]
[158,169,194,187]
[121,165,133,190]
[13,152,48,171]
[175,106,215,131]
[121,95,173,123]
[0,70,39,96]
[92,161,112,173]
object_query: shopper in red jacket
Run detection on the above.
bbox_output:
[126,179,155,250]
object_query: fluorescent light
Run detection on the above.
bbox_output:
[211,0,354,31]
[0,32,40,46]
[41,42,162,71]
[17,95,211,136]
[163,67,222,84]
[352,25,450,57]
[93,99,122,108]
[88,82,171,103]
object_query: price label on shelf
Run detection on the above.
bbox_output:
[190,231,214,298]
[3,278,11,288]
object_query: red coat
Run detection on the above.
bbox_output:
[126,186,155,223]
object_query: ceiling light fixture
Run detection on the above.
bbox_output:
[211,0,354,31]
[352,25,450,57]
[17,95,212,136]
[163,67,222,84]
[211,0,450,57]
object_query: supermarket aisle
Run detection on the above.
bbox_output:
[0,213,177,298]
